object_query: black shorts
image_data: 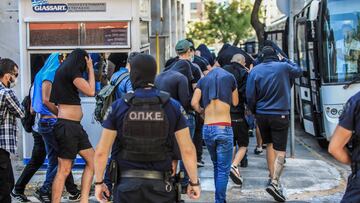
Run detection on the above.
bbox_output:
[54,118,93,160]
[232,119,249,147]
[255,114,289,151]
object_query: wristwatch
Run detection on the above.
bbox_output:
[189,178,201,186]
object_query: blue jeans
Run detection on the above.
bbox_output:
[38,118,58,192]
[180,113,196,186]
[38,118,78,194]
[203,125,233,203]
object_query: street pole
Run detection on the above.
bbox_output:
[288,0,295,158]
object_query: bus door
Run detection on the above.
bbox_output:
[296,18,324,138]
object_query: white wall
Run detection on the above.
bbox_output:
[0,0,19,64]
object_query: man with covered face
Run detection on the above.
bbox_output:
[94,54,200,203]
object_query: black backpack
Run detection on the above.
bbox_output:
[21,85,35,133]
[94,72,130,122]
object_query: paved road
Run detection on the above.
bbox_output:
[12,122,350,202]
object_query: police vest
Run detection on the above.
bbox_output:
[119,91,171,162]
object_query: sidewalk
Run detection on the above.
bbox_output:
[183,136,343,202]
[13,132,345,202]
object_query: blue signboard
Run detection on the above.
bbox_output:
[32,4,68,12]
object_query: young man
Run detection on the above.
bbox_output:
[109,52,139,99]
[329,91,360,203]
[246,46,302,202]
[50,49,95,203]
[166,39,201,189]
[94,54,200,202]
[12,113,43,202]
[155,64,191,176]
[0,58,25,203]
[222,54,248,186]
[31,53,80,202]
[192,67,238,203]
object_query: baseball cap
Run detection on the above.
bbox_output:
[175,39,193,54]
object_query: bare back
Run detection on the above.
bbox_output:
[204,99,231,124]
[58,104,83,121]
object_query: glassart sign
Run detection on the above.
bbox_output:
[31,0,106,13]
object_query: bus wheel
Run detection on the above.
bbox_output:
[317,138,329,149]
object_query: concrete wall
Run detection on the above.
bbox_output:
[0,0,22,158]
[0,0,19,64]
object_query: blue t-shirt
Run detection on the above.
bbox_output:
[196,67,237,108]
[339,91,360,137]
[33,53,61,116]
[102,88,188,171]
[246,59,302,115]
[110,67,133,100]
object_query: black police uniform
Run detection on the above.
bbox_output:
[339,91,360,203]
[102,88,188,203]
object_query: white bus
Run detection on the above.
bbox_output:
[266,0,360,148]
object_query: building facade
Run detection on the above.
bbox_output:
[0,0,184,162]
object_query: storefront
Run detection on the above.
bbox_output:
[19,0,151,164]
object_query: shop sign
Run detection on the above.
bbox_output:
[31,1,106,13]
[33,4,68,12]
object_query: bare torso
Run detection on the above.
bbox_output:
[204,99,231,124]
[57,104,83,121]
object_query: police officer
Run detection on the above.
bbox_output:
[329,91,360,203]
[94,54,201,203]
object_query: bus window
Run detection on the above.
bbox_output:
[322,0,360,83]
[297,23,309,85]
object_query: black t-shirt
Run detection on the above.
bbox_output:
[50,66,83,105]
[222,62,248,119]
[155,70,191,112]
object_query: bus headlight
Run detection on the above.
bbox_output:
[324,104,344,119]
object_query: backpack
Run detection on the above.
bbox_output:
[94,72,130,122]
[21,85,35,133]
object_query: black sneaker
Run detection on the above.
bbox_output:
[254,147,263,155]
[266,181,286,202]
[197,161,205,168]
[68,191,81,202]
[229,165,243,185]
[240,155,248,168]
[34,189,51,203]
[11,190,31,202]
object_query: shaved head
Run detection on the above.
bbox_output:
[231,54,246,66]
